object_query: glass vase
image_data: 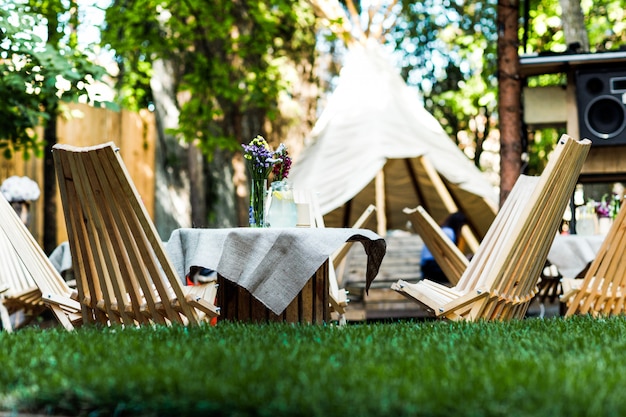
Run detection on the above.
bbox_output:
[249,177,267,227]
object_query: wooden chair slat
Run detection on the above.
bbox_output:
[403,205,469,285]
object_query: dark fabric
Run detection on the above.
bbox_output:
[420,259,450,285]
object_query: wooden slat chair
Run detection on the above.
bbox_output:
[406,206,567,316]
[403,205,470,286]
[294,189,376,320]
[391,134,591,321]
[0,194,81,332]
[53,142,219,327]
[561,197,626,316]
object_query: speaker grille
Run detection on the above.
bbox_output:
[584,95,626,139]
[576,68,626,146]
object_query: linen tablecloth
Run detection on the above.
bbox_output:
[546,234,606,278]
[165,227,386,314]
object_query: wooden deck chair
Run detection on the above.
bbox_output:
[0,194,81,332]
[561,197,626,316]
[53,142,219,327]
[294,189,376,321]
[403,206,470,286]
[391,134,591,321]
[406,206,566,314]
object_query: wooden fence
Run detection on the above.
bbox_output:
[0,103,157,247]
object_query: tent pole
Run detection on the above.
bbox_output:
[375,170,386,236]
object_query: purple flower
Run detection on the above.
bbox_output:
[243,136,275,179]
[242,135,293,183]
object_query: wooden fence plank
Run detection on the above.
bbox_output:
[0,103,156,246]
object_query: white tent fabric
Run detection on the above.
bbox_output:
[289,41,499,238]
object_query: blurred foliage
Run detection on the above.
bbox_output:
[383,0,626,174]
[101,0,318,154]
[525,0,626,53]
[521,0,626,174]
[386,0,499,170]
[0,0,110,159]
[3,0,626,168]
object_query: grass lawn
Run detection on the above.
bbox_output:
[1,315,624,416]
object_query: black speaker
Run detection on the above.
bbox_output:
[576,67,626,146]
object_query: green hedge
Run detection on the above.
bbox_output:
[1,315,624,416]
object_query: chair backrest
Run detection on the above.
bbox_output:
[403,205,470,285]
[0,194,78,330]
[458,134,590,318]
[53,142,213,327]
[417,155,482,254]
[565,196,626,316]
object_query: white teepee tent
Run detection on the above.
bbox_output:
[289,40,498,244]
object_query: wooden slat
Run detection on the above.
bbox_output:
[403,206,469,285]
[419,156,480,254]
[300,277,314,323]
[392,134,592,321]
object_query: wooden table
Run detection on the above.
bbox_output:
[164,227,386,324]
[216,260,330,323]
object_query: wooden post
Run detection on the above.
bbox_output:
[375,170,386,236]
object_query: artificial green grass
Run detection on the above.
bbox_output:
[1,315,625,416]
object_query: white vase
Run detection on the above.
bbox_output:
[576,217,595,236]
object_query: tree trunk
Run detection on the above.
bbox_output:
[207,148,239,228]
[497,0,523,206]
[42,3,61,254]
[188,144,207,228]
[43,117,57,255]
[560,0,589,52]
[150,58,192,239]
